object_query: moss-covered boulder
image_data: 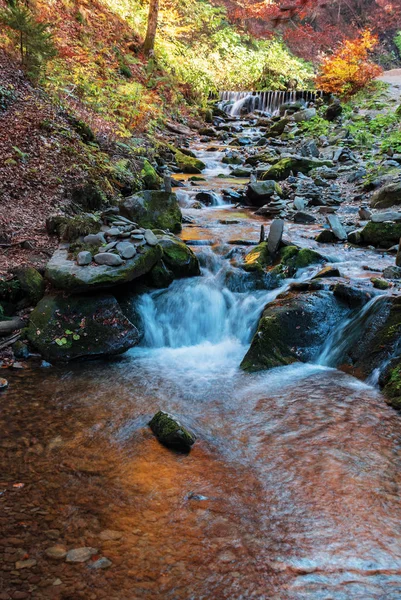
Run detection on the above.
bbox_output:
[148,260,174,288]
[383,363,401,409]
[14,267,45,305]
[280,246,326,271]
[45,246,162,293]
[245,181,282,207]
[140,159,162,190]
[360,221,401,247]
[370,180,401,209]
[71,182,106,211]
[261,156,333,181]
[174,149,206,174]
[157,236,200,278]
[27,294,139,362]
[46,213,101,242]
[240,290,348,372]
[267,118,289,136]
[149,411,196,450]
[120,191,182,233]
[243,242,272,272]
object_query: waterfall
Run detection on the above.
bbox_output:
[219,90,322,117]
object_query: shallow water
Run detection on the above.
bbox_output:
[2,121,401,600]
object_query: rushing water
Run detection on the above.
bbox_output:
[2,118,401,600]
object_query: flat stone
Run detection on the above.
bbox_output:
[77,251,92,266]
[131,234,144,241]
[326,214,347,240]
[83,232,106,245]
[294,211,316,224]
[103,241,118,252]
[293,196,306,210]
[144,229,158,246]
[65,547,98,563]
[116,242,136,259]
[99,530,123,541]
[52,579,62,586]
[94,253,124,266]
[371,211,401,223]
[89,557,113,569]
[45,545,67,560]
[15,559,37,569]
[105,227,122,236]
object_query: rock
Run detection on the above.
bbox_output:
[149,411,196,450]
[45,545,67,560]
[326,214,347,241]
[245,181,282,206]
[371,277,391,290]
[84,232,106,245]
[105,227,121,237]
[231,167,252,178]
[174,149,206,173]
[371,211,401,223]
[294,212,316,224]
[140,159,162,190]
[15,559,37,569]
[157,236,200,278]
[281,246,326,271]
[0,378,8,390]
[99,530,123,541]
[148,260,174,288]
[65,547,98,563]
[371,180,401,209]
[261,156,333,181]
[90,557,113,569]
[267,219,284,256]
[12,341,29,359]
[116,242,136,260]
[27,295,140,361]
[120,191,182,233]
[347,229,363,244]
[267,118,289,136]
[292,108,316,122]
[195,191,221,205]
[315,230,337,243]
[240,290,348,372]
[359,207,372,220]
[14,266,45,305]
[45,247,161,293]
[313,266,341,279]
[383,266,401,279]
[94,253,124,266]
[360,222,401,247]
[299,140,319,158]
[333,282,373,308]
[293,196,307,210]
[77,251,92,266]
[324,99,342,121]
[47,213,101,241]
[242,242,272,272]
[144,229,158,246]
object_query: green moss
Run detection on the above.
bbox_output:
[140,159,162,190]
[54,214,101,242]
[15,267,45,305]
[148,411,196,449]
[158,237,200,278]
[173,148,206,174]
[243,242,272,272]
[383,364,401,409]
[371,277,391,290]
[361,221,401,246]
[262,157,333,181]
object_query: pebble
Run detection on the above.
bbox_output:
[99,530,123,541]
[52,579,62,586]
[45,545,67,560]
[65,547,98,563]
[15,559,36,569]
[94,253,123,267]
[89,557,113,569]
[144,230,158,246]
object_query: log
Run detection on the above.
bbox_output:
[0,332,20,351]
[0,318,26,336]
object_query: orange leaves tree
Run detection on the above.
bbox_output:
[315,30,382,96]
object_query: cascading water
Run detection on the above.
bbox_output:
[219,90,322,116]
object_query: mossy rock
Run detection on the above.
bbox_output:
[148,260,174,288]
[27,294,139,362]
[245,180,282,206]
[267,118,289,136]
[67,116,95,143]
[157,236,200,278]
[370,181,401,209]
[261,157,333,181]
[120,191,182,233]
[71,182,107,210]
[241,290,348,372]
[45,246,162,293]
[243,242,272,273]
[174,149,206,174]
[149,410,196,450]
[140,159,162,190]
[281,246,326,271]
[14,267,45,305]
[46,213,101,242]
[0,277,22,303]
[360,221,401,247]
[383,363,401,409]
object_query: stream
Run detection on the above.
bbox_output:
[2,117,401,599]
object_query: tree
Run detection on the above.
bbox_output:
[143,0,159,56]
[0,0,57,80]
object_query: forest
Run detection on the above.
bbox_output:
[1,1,401,599]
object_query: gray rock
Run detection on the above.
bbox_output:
[293,196,307,210]
[326,214,347,240]
[371,211,401,223]
[105,227,122,236]
[77,251,92,266]
[299,140,319,158]
[293,108,316,122]
[90,557,113,570]
[245,180,281,207]
[116,242,136,259]
[396,240,401,268]
[83,232,106,245]
[267,219,284,256]
[103,241,118,252]
[383,266,401,279]
[66,547,98,563]
[94,253,124,267]
[371,180,401,209]
[359,207,372,220]
[294,212,316,224]
[144,229,158,246]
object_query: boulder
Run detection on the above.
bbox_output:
[243,242,272,272]
[157,236,200,278]
[240,290,348,372]
[27,295,139,361]
[245,181,282,206]
[267,219,284,256]
[326,214,347,241]
[120,191,182,233]
[371,211,401,223]
[261,156,333,181]
[267,118,289,136]
[324,100,342,121]
[14,267,45,305]
[148,260,174,288]
[140,159,162,190]
[149,411,196,450]
[370,180,401,209]
[360,221,401,247]
[174,149,206,174]
[45,246,162,293]
[316,230,337,243]
[292,108,316,122]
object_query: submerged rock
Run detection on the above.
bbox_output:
[27,295,140,361]
[149,411,196,450]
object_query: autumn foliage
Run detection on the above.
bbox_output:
[315,30,383,96]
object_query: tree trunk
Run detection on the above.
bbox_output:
[143,0,159,56]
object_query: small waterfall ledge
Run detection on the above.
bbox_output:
[219,90,323,116]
